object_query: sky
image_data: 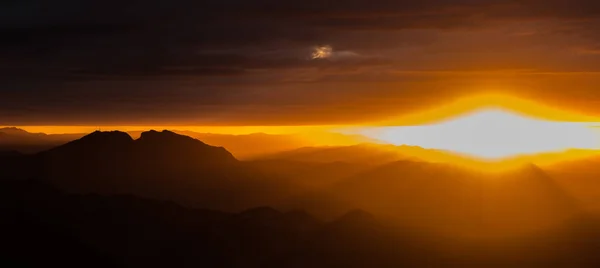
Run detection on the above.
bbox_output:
[3,0,600,127]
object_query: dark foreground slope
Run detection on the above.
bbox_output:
[0,180,425,268]
[3,180,600,268]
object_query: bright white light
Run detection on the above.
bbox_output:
[354,109,600,159]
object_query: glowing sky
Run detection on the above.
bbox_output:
[353,110,600,159]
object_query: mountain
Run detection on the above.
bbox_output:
[478,164,580,235]
[163,132,311,159]
[249,142,505,167]
[0,127,85,142]
[0,127,43,136]
[543,156,600,213]
[127,131,306,159]
[0,128,590,235]
[5,129,600,266]
[128,130,377,159]
[0,127,85,153]
[21,130,297,211]
[246,144,583,235]
[292,160,581,236]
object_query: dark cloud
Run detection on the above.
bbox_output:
[2,0,600,125]
[3,0,600,77]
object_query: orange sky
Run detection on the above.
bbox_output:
[8,93,600,134]
[6,93,600,171]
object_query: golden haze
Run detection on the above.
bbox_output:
[6,94,600,171]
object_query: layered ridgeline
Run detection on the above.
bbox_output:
[0,127,370,158]
[0,130,594,237]
[4,130,600,267]
[0,127,84,153]
[3,172,600,267]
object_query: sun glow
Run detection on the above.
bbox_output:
[356,109,600,159]
[373,93,600,126]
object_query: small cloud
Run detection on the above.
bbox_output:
[311,45,333,59]
[310,45,363,61]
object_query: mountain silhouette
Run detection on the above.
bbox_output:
[126,130,373,159]
[135,130,237,165]
[1,131,587,232]
[479,164,581,234]
[46,130,234,159]
[0,127,42,136]
[543,156,600,213]
[0,127,84,153]
[26,130,296,211]
[293,160,581,236]
[3,130,600,267]
[146,132,310,159]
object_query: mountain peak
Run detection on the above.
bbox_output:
[135,129,237,162]
[0,127,25,132]
[40,131,134,159]
[138,129,201,144]
[0,127,44,136]
[54,131,134,152]
[81,130,133,143]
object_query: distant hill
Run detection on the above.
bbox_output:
[544,156,600,213]
[1,127,372,158]
[283,158,580,235]
[0,127,85,153]
[243,144,584,235]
